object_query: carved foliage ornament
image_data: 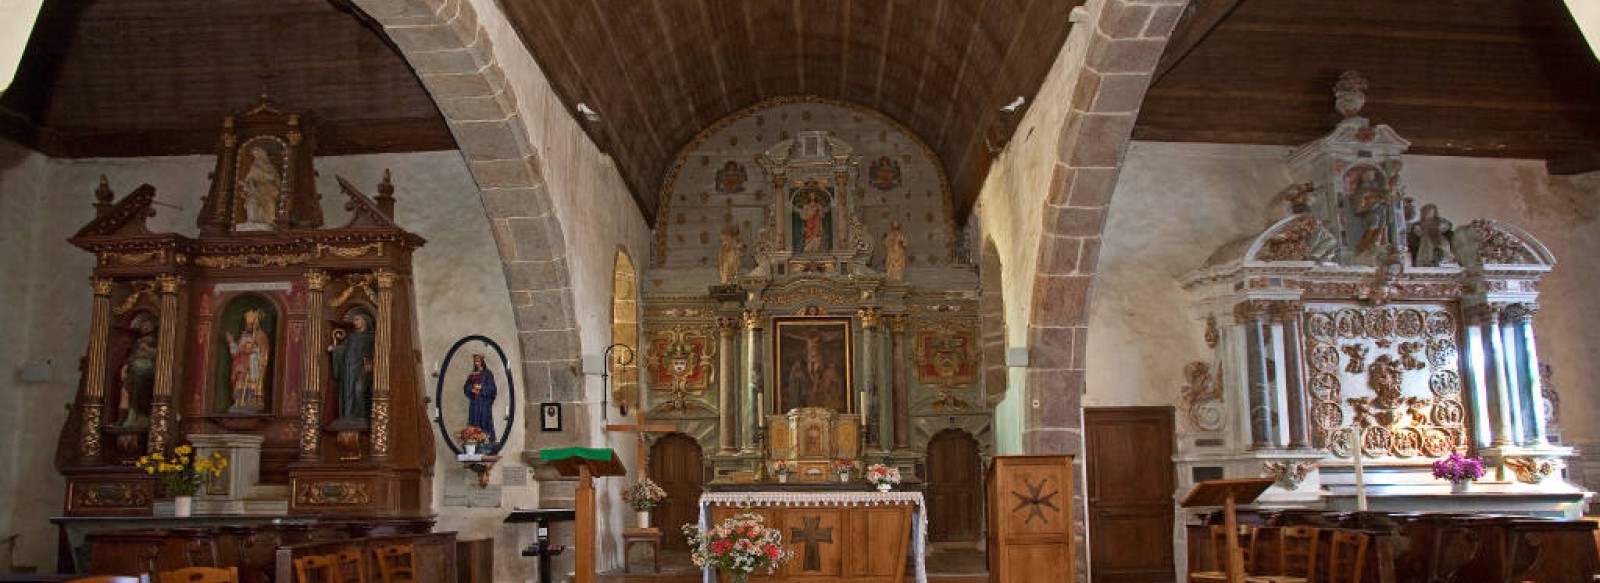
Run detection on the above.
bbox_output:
[1262,460,1316,490]
[1180,361,1225,431]
[1503,457,1563,484]
[295,481,373,505]
[1256,215,1339,263]
[1466,220,1538,265]
[70,480,154,510]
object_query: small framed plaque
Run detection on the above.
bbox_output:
[540,402,563,432]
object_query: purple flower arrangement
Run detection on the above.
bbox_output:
[1432,453,1486,483]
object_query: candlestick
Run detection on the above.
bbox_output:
[859,390,867,426]
[757,393,765,428]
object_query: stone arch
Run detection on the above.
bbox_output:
[343,0,584,417]
[610,248,640,411]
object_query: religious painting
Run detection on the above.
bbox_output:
[714,160,747,193]
[913,323,979,387]
[868,155,901,190]
[213,294,277,414]
[233,136,288,231]
[645,327,716,409]
[789,185,834,253]
[773,317,853,414]
[432,335,518,454]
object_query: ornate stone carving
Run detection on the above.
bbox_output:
[645,326,718,406]
[112,280,158,315]
[1262,460,1315,490]
[1502,457,1563,484]
[1341,344,1369,373]
[1203,315,1220,348]
[1180,361,1224,431]
[1334,70,1368,118]
[69,481,154,510]
[295,481,373,505]
[370,400,390,457]
[1256,215,1339,262]
[316,242,384,259]
[1466,220,1538,265]
[195,251,315,269]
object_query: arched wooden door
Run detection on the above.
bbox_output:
[926,429,983,542]
[649,433,704,548]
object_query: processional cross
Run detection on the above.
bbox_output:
[603,411,677,476]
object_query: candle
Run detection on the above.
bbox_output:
[1353,426,1367,512]
[859,390,868,425]
[756,393,765,428]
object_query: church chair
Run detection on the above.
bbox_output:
[335,547,370,583]
[372,544,417,583]
[294,554,338,583]
[1189,524,1258,583]
[68,577,149,583]
[157,566,239,583]
[1246,526,1319,583]
[1325,530,1369,583]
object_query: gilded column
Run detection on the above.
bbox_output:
[857,307,881,451]
[717,316,739,454]
[1507,303,1548,446]
[1478,303,1515,447]
[1271,301,1312,449]
[888,314,910,451]
[1237,300,1275,448]
[370,269,396,460]
[147,274,185,454]
[81,277,116,462]
[300,269,328,460]
[740,309,763,452]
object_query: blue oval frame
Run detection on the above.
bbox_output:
[434,335,516,455]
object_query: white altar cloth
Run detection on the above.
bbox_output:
[697,491,928,583]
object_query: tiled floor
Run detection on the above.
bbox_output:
[600,546,989,583]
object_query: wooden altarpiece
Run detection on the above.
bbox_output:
[57,98,435,520]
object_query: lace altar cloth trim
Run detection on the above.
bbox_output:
[697,491,928,583]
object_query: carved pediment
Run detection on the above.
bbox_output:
[74,183,157,239]
[336,172,400,230]
[1454,219,1553,268]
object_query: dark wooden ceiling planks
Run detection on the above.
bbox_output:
[499,0,1083,224]
[1138,0,1600,172]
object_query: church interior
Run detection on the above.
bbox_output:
[2,0,1600,582]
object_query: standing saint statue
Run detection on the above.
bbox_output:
[882,219,908,282]
[718,224,744,284]
[463,354,499,447]
[1407,204,1456,267]
[117,314,158,428]
[1350,167,1396,254]
[329,311,375,423]
[237,144,281,230]
[227,309,270,412]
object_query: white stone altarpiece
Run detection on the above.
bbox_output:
[1176,72,1586,518]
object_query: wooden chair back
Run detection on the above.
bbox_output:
[68,577,149,583]
[294,554,338,583]
[373,544,417,583]
[1326,530,1369,583]
[1277,526,1320,578]
[335,547,369,583]
[1210,524,1258,572]
[157,566,239,583]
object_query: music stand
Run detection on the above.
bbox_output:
[1180,478,1275,583]
[539,447,626,583]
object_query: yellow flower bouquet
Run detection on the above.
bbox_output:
[135,444,228,496]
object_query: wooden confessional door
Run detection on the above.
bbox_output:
[649,433,704,548]
[927,429,983,542]
[1085,407,1176,583]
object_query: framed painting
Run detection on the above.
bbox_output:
[773,317,853,414]
[432,335,518,455]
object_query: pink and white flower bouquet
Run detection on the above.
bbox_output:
[866,463,901,487]
[683,512,793,578]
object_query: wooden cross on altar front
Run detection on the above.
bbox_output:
[603,411,677,476]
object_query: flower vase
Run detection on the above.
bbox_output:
[1452,479,1470,494]
[838,474,849,483]
[876,483,892,492]
[726,571,750,583]
[465,443,478,456]
[174,495,193,518]
[637,510,651,528]
[777,474,788,484]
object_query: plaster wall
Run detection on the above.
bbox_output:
[1085,142,1600,455]
[0,146,550,577]
[972,0,1101,454]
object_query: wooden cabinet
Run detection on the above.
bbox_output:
[986,455,1075,583]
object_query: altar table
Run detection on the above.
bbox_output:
[698,491,926,583]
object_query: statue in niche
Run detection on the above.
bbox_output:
[116,313,159,428]
[463,354,499,446]
[329,310,375,424]
[226,309,271,412]
[792,188,832,253]
[1348,166,1396,254]
[236,143,282,230]
[1407,204,1456,267]
[882,218,907,282]
[718,224,744,284]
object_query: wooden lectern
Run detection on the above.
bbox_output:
[539,447,626,583]
[1180,478,1275,583]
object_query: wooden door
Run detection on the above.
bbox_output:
[926,429,983,542]
[649,433,704,548]
[1085,407,1176,583]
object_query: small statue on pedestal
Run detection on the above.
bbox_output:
[718,224,744,284]
[882,219,907,282]
[1407,203,1457,267]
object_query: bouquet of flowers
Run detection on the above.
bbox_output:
[834,459,857,478]
[136,445,228,496]
[866,463,901,487]
[683,512,792,578]
[458,425,489,446]
[771,461,792,476]
[1432,452,1486,483]
[622,478,668,511]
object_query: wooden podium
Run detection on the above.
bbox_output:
[1179,478,1274,583]
[539,447,625,583]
